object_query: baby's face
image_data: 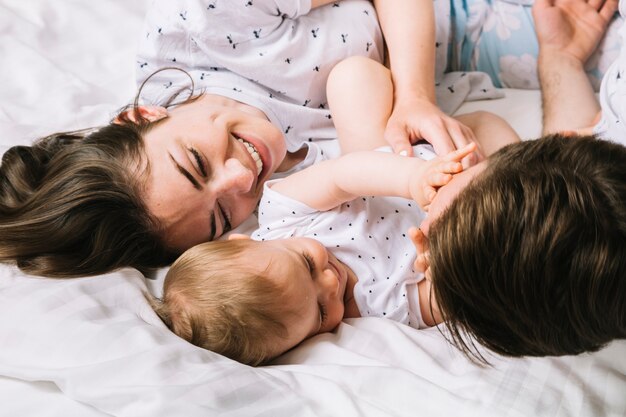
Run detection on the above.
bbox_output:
[245,237,351,355]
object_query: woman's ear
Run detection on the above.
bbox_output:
[113,105,168,125]
[227,233,251,241]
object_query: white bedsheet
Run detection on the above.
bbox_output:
[0,1,624,416]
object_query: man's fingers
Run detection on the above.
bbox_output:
[599,0,619,21]
[533,0,555,11]
[588,0,605,11]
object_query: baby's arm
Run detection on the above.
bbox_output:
[270,144,476,211]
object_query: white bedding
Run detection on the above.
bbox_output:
[0,1,624,416]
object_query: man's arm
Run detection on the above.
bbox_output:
[538,53,600,134]
[270,145,475,212]
[534,0,617,134]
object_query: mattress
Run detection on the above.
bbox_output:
[0,1,624,416]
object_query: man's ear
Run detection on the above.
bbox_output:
[113,105,168,125]
[227,233,251,241]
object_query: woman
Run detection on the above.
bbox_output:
[0,0,476,277]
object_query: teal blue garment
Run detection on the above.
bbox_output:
[444,0,623,89]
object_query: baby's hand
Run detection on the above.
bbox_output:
[410,142,477,209]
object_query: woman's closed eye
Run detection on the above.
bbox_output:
[188,146,207,178]
[216,201,232,235]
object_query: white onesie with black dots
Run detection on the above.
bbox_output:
[252,143,436,329]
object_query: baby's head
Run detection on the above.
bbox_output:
[151,236,350,365]
[427,134,626,360]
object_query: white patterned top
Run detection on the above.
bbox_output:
[252,144,438,329]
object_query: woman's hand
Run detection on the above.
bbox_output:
[384,97,477,158]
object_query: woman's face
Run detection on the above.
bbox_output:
[419,161,488,236]
[140,95,286,252]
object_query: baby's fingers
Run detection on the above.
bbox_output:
[425,171,453,188]
[438,160,464,174]
[442,142,477,164]
[423,185,437,203]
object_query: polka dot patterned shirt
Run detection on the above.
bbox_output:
[253,143,438,329]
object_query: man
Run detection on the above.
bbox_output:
[534,0,623,142]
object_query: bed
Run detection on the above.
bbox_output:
[1,1,625,416]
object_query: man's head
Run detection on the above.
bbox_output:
[427,134,626,360]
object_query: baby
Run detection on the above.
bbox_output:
[150,143,476,365]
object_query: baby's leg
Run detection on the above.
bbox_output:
[327,56,520,158]
[454,111,520,157]
[327,56,393,153]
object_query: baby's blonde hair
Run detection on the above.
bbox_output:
[150,239,292,366]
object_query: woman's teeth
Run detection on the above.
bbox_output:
[236,138,263,176]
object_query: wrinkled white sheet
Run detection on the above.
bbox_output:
[0,1,624,416]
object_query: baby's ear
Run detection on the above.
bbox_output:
[113,105,168,124]
[227,233,251,241]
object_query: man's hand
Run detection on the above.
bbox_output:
[384,97,477,159]
[533,0,618,63]
[534,0,616,134]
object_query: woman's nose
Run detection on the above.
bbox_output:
[214,158,255,194]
